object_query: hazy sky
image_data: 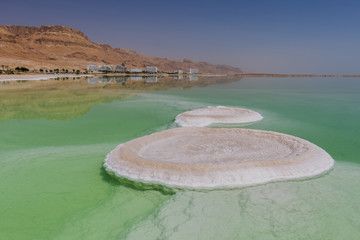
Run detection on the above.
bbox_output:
[1,0,360,74]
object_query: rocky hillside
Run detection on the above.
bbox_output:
[0,25,242,74]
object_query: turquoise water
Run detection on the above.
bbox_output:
[0,77,360,239]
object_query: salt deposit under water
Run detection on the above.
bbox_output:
[104,127,334,189]
[175,106,263,127]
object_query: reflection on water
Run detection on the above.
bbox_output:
[173,75,183,80]
[87,75,220,84]
[85,75,240,91]
[130,76,142,81]
[0,78,133,121]
[0,76,241,121]
[87,78,102,84]
[146,77,157,83]
[189,75,199,81]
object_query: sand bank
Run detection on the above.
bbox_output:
[0,74,93,82]
[104,127,334,189]
[175,106,263,127]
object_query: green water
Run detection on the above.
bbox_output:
[0,77,360,239]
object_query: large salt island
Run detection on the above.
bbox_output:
[175,106,263,127]
[104,127,334,189]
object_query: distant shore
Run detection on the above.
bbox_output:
[0,74,93,82]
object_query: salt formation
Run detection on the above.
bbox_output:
[104,127,334,189]
[175,106,263,127]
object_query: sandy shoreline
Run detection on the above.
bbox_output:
[0,74,93,82]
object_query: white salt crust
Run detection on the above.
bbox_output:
[175,106,263,127]
[104,127,334,189]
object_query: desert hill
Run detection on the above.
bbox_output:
[0,25,242,74]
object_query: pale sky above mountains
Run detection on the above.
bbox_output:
[1,0,360,74]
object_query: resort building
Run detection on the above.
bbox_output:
[87,65,99,71]
[145,66,158,73]
[99,65,113,72]
[189,68,199,74]
[174,70,183,74]
[114,65,127,72]
[130,68,143,73]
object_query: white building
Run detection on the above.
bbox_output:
[114,65,127,72]
[189,68,199,74]
[146,66,157,73]
[99,65,113,72]
[130,68,143,73]
[87,65,99,71]
[174,70,183,74]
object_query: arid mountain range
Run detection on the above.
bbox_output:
[0,25,242,74]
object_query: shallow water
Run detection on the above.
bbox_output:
[0,77,359,239]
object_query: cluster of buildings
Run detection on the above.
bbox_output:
[171,69,198,74]
[87,63,128,72]
[87,64,158,73]
[87,63,199,74]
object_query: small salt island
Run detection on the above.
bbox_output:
[175,106,263,127]
[104,127,334,189]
